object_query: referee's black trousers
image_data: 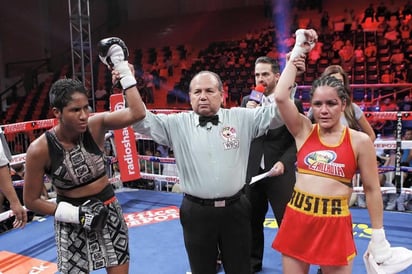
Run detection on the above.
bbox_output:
[180,193,251,274]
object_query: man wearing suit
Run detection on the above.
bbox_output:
[241,56,304,273]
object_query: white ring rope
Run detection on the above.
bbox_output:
[0,198,56,223]
[2,112,412,225]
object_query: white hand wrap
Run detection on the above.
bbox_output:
[54,201,80,224]
[114,61,137,90]
[368,228,393,264]
[290,29,316,60]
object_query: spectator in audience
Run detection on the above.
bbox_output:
[238,53,246,65]
[5,164,48,218]
[392,64,407,83]
[390,47,405,66]
[386,0,401,20]
[381,68,394,84]
[406,38,412,62]
[266,46,280,60]
[320,11,330,34]
[384,171,398,211]
[356,156,387,208]
[343,8,355,33]
[227,51,236,66]
[9,164,27,205]
[252,42,264,57]
[150,62,161,90]
[369,117,386,137]
[153,145,173,191]
[396,163,412,211]
[165,57,174,77]
[364,41,377,57]
[380,96,398,111]
[338,40,355,66]
[159,64,169,85]
[398,95,412,111]
[128,58,305,273]
[357,155,398,211]
[354,45,365,62]
[379,96,398,136]
[332,34,344,58]
[156,144,169,158]
[400,129,412,167]
[0,140,27,229]
[400,21,411,40]
[361,3,376,23]
[160,149,179,191]
[104,138,115,177]
[375,1,388,21]
[384,26,400,42]
[308,41,322,62]
[402,0,412,19]
[143,70,155,104]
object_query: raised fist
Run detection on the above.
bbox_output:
[97,37,129,69]
[97,37,136,90]
[290,29,318,60]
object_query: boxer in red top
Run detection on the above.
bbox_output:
[273,29,394,274]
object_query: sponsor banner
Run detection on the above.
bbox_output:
[140,172,180,183]
[364,111,412,121]
[1,119,58,134]
[0,251,57,274]
[110,94,141,182]
[374,140,412,149]
[124,206,180,227]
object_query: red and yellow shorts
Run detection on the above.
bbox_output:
[272,188,356,266]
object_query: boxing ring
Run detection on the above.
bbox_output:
[0,112,412,274]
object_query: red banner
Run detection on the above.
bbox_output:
[110,94,141,182]
[364,111,412,121]
[2,118,58,134]
[123,206,180,227]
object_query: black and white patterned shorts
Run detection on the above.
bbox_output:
[55,187,129,273]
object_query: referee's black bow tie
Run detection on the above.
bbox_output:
[199,115,219,127]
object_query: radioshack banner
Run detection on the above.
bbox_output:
[110,94,141,182]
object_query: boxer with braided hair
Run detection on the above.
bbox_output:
[273,29,407,274]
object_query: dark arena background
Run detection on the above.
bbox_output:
[0,0,412,273]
